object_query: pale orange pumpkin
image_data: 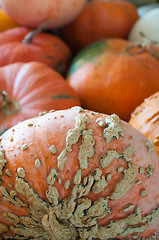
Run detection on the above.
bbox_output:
[0,0,86,28]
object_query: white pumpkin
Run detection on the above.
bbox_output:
[138,4,159,17]
[128,8,159,44]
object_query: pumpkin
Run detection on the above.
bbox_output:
[59,0,139,53]
[0,26,71,75]
[0,0,86,29]
[128,8,159,44]
[0,62,81,135]
[67,38,159,122]
[0,107,159,239]
[0,8,19,32]
[129,91,159,156]
[137,3,159,17]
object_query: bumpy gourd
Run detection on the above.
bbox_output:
[0,107,159,239]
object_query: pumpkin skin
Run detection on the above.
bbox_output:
[0,27,71,75]
[67,38,159,122]
[129,91,159,156]
[59,0,139,53]
[0,8,19,32]
[0,0,86,28]
[0,62,81,135]
[0,107,159,239]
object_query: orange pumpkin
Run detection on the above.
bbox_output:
[129,91,159,155]
[0,62,80,135]
[0,26,71,75]
[0,107,159,239]
[67,38,159,121]
[59,0,139,53]
[0,8,19,32]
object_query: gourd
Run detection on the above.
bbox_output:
[59,0,139,53]
[129,91,159,155]
[0,62,80,135]
[0,26,71,75]
[128,8,159,44]
[67,38,159,121]
[0,0,86,28]
[0,8,19,32]
[137,3,159,17]
[0,107,159,239]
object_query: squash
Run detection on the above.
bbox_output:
[128,8,159,44]
[137,3,159,17]
[0,26,71,75]
[0,0,86,28]
[67,38,159,121]
[0,62,80,135]
[0,107,159,239]
[60,0,139,53]
[129,91,159,156]
[0,8,19,32]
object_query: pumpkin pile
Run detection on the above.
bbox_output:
[0,0,159,239]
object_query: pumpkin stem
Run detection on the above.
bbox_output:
[123,32,159,60]
[0,91,20,117]
[23,19,53,44]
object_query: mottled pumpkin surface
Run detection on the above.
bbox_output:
[0,107,159,239]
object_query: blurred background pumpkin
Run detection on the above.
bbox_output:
[0,0,87,28]
[129,91,159,155]
[67,38,159,121]
[59,0,139,54]
[0,26,71,75]
[0,8,19,32]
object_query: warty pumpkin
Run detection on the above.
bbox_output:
[0,26,71,75]
[67,38,159,121]
[129,91,159,156]
[0,107,159,239]
[59,0,139,53]
[0,62,80,135]
[0,0,86,29]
